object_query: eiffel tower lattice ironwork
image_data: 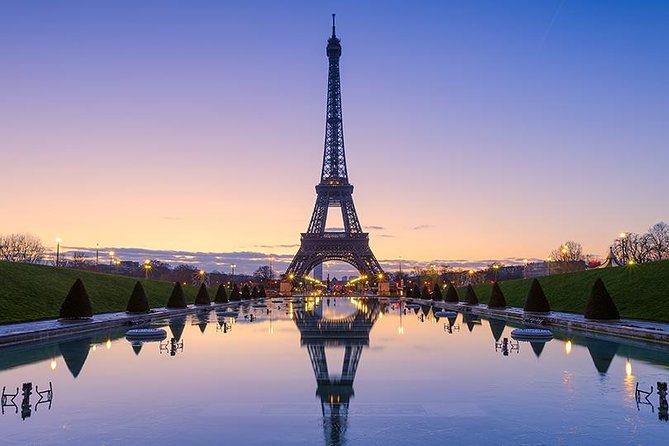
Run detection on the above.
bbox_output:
[293,298,382,445]
[285,15,383,280]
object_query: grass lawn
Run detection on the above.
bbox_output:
[0,261,211,325]
[462,259,669,322]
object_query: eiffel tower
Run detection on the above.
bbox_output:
[284,15,383,281]
[293,298,382,445]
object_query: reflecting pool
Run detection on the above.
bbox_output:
[1,297,668,445]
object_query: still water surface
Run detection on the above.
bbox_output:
[1,297,668,445]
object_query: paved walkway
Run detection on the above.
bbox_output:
[0,302,241,347]
[413,299,669,345]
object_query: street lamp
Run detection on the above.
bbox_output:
[55,238,61,267]
[231,264,236,280]
[619,232,628,264]
[144,259,152,280]
[109,251,115,270]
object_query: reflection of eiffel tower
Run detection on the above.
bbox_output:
[293,299,381,446]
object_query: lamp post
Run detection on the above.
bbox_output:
[96,243,99,268]
[55,238,61,267]
[144,259,151,280]
[109,251,115,271]
[620,232,628,264]
[231,264,236,281]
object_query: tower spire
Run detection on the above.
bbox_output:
[332,13,336,37]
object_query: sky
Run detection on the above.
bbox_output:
[1,1,668,274]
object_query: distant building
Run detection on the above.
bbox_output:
[313,262,323,281]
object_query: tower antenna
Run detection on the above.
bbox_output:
[332,13,336,37]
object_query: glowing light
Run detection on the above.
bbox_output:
[625,359,632,377]
[620,232,627,239]
[92,344,97,351]
[55,237,61,243]
[106,339,112,350]
[50,359,57,370]
[565,340,572,355]
[627,260,636,266]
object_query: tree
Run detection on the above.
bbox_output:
[71,251,89,268]
[524,279,550,313]
[612,232,652,264]
[431,283,443,301]
[465,284,479,305]
[421,285,430,300]
[0,233,46,263]
[647,222,669,261]
[241,284,251,300]
[412,284,421,299]
[166,282,187,308]
[60,279,93,319]
[549,240,584,262]
[127,281,150,313]
[444,283,459,303]
[230,284,241,301]
[253,266,274,281]
[194,283,210,305]
[488,282,507,308]
[259,286,267,298]
[251,286,260,298]
[214,284,228,303]
[584,278,620,320]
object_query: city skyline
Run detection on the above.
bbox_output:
[2,1,668,271]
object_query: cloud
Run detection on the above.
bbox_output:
[378,234,394,238]
[364,225,385,230]
[410,224,434,230]
[252,244,300,249]
[325,227,344,232]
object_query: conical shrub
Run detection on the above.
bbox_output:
[241,284,251,300]
[404,285,412,298]
[412,284,421,299]
[431,283,443,301]
[194,283,210,305]
[488,282,507,308]
[584,278,620,320]
[166,282,187,308]
[126,281,150,313]
[251,286,260,299]
[524,279,550,313]
[465,284,479,305]
[59,278,93,319]
[229,283,241,301]
[259,286,266,298]
[421,285,430,300]
[214,284,228,303]
[444,283,459,303]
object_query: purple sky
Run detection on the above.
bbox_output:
[1,1,667,274]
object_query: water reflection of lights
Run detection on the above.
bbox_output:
[624,359,635,400]
[561,370,575,393]
[565,340,572,355]
[50,359,57,370]
[106,339,112,350]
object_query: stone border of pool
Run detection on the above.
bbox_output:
[410,298,669,345]
[0,302,249,348]
[3,297,669,348]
